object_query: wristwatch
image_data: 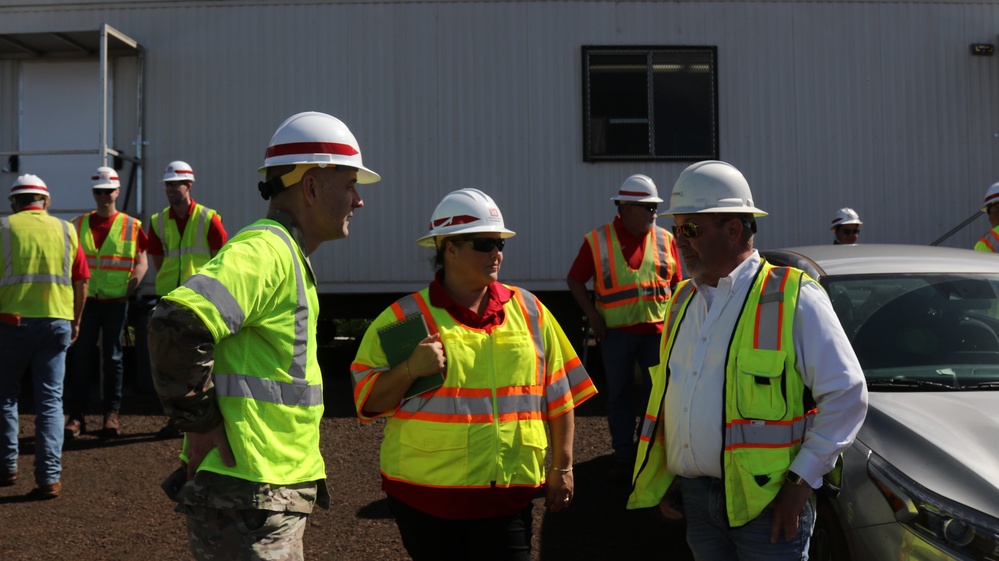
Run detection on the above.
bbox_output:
[786,471,809,487]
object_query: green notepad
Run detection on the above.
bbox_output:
[376,313,445,400]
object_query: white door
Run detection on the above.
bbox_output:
[20,60,107,221]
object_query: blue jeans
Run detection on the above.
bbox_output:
[679,476,815,561]
[0,319,71,485]
[65,300,128,414]
[600,329,660,463]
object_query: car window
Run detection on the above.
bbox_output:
[825,274,999,390]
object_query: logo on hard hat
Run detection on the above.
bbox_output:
[489,208,499,217]
[431,214,480,229]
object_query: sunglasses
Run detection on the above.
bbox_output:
[840,228,861,236]
[625,203,658,213]
[671,222,715,239]
[461,237,506,252]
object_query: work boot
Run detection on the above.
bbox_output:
[28,481,61,499]
[103,410,121,437]
[64,415,85,439]
[155,421,182,440]
[0,471,17,486]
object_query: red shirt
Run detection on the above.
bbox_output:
[381,270,540,519]
[146,199,227,256]
[567,216,681,334]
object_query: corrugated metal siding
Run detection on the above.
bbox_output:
[1,0,998,294]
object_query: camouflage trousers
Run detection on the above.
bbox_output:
[185,504,308,561]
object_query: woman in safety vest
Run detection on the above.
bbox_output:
[351,188,597,561]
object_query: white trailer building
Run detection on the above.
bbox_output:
[2,0,999,331]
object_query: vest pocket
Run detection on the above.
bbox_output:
[397,422,469,486]
[735,348,788,421]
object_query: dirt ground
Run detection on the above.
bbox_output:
[0,348,693,561]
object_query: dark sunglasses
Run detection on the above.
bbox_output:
[671,222,713,239]
[461,237,506,252]
[625,203,658,213]
[840,228,861,235]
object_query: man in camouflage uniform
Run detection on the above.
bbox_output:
[148,112,380,560]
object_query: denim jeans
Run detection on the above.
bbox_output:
[600,329,660,463]
[0,318,71,485]
[65,300,128,414]
[679,476,815,561]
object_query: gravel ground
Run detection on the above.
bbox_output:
[0,350,692,561]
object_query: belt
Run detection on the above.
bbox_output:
[0,313,22,326]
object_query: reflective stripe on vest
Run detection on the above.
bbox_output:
[388,289,547,421]
[724,266,810,452]
[630,260,810,526]
[980,228,999,252]
[184,225,319,407]
[153,204,216,294]
[75,213,139,299]
[586,224,673,327]
[0,216,72,287]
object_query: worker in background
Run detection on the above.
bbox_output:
[0,174,90,499]
[628,161,868,560]
[566,174,681,481]
[352,188,596,561]
[147,160,227,438]
[63,167,148,439]
[830,208,862,245]
[148,111,380,560]
[974,182,999,252]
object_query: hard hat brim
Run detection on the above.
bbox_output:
[659,206,768,217]
[611,195,664,203]
[416,228,516,247]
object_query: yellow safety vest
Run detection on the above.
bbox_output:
[974,225,999,253]
[164,219,324,485]
[0,210,78,319]
[74,212,141,300]
[628,259,814,527]
[152,203,219,295]
[585,224,676,328]
[352,287,594,490]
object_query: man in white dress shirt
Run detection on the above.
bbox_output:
[627,161,868,561]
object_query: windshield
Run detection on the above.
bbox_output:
[825,274,999,390]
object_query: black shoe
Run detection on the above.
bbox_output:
[155,422,182,439]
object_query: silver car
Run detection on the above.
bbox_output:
[760,244,999,561]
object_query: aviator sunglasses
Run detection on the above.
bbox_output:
[460,237,506,252]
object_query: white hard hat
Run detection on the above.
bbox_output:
[258,111,380,184]
[416,188,516,247]
[660,161,767,217]
[9,174,49,199]
[91,166,120,190]
[830,208,862,230]
[611,174,662,203]
[162,161,195,183]
[982,182,999,212]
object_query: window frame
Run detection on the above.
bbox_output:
[581,45,720,162]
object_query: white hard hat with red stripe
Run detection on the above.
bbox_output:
[830,208,862,230]
[416,188,516,247]
[9,174,49,199]
[258,111,380,185]
[611,174,662,203]
[982,182,999,212]
[162,161,195,183]
[92,166,120,190]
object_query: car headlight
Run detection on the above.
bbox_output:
[868,453,999,560]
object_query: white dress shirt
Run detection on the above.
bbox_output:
[664,250,868,488]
